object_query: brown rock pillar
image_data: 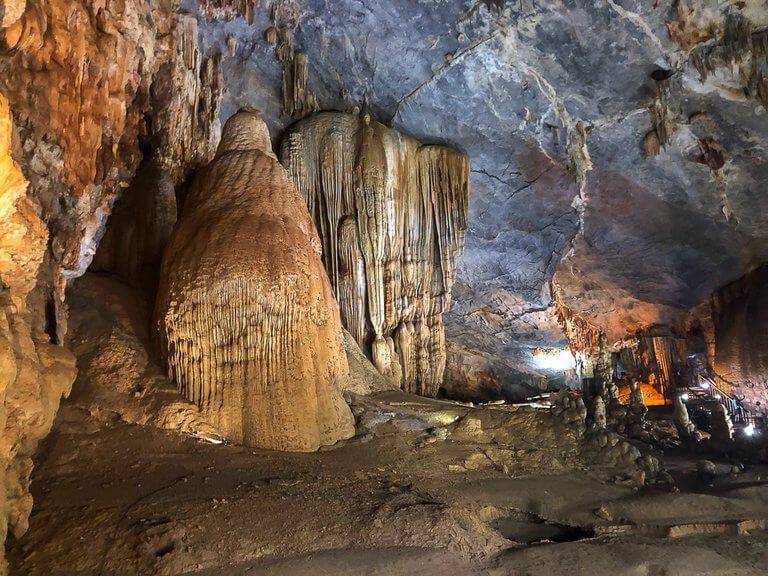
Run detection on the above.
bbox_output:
[155,109,355,452]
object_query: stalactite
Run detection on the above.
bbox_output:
[150,14,223,186]
[552,289,603,356]
[271,7,317,119]
[279,112,470,397]
[155,110,355,451]
[199,0,259,24]
[337,216,367,346]
[689,10,768,107]
[647,71,676,150]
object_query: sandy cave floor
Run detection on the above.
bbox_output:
[7,391,768,576]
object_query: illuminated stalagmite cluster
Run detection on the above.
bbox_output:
[280,112,470,397]
[155,110,355,452]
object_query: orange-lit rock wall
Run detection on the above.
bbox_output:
[0,94,77,576]
[0,3,222,571]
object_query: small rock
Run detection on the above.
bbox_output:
[430,427,449,440]
[593,506,613,521]
[697,459,717,479]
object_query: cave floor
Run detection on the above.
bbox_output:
[8,395,768,576]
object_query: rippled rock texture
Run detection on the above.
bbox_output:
[155,110,355,451]
[712,264,768,406]
[281,112,469,397]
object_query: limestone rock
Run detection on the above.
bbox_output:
[280,112,470,397]
[712,264,768,406]
[674,393,703,444]
[343,329,397,397]
[90,161,177,291]
[0,94,77,576]
[155,109,355,452]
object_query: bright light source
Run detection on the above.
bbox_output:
[700,381,710,390]
[714,393,721,400]
[681,393,689,401]
[531,348,576,371]
[744,423,756,437]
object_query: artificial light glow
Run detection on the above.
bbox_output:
[531,348,576,371]
[744,423,756,437]
[681,393,689,401]
[714,393,722,400]
[700,381,710,390]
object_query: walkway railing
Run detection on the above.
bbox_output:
[699,374,754,425]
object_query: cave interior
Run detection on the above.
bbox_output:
[2,0,768,575]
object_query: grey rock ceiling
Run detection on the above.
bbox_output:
[188,0,768,397]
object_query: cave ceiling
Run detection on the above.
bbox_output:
[190,0,768,395]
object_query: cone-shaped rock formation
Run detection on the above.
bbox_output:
[280,112,469,397]
[155,109,355,452]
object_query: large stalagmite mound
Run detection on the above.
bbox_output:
[280,112,470,398]
[155,109,355,452]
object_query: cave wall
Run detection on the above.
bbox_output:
[0,2,223,570]
[280,112,470,397]
[0,92,77,576]
[712,264,768,406]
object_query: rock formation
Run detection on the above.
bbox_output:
[280,112,470,397]
[0,7,223,566]
[674,393,702,444]
[155,109,355,452]
[711,264,768,406]
[625,380,648,438]
[90,161,177,291]
[0,94,77,576]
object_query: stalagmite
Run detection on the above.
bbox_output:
[709,404,734,444]
[280,112,470,397]
[155,109,355,452]
[592,395,607,428]
[625,380,648,437]
[674,393,702,443]
[90,162,177,290]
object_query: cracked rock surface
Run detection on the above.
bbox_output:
[195,0,768,398]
